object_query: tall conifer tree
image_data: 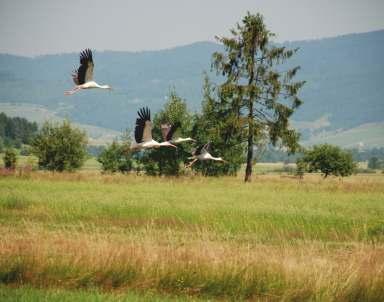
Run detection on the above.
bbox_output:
[212,12,305,181]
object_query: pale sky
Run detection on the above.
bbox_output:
[1,0,383,56]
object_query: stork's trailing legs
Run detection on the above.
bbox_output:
[185,158,198,168]
[64,87,81,95]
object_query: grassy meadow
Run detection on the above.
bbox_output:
[0,163,384,301]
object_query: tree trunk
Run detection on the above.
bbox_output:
[244,134,253,182]
[244,38,257,182]
[244,100,254,182]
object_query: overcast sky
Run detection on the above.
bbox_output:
[1,0,383,56]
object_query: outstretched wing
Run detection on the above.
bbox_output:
[161,122,180,141]
[193,142,210,156]
[72,49,94,85]
[161,123,171,141]
[135,107,152,143]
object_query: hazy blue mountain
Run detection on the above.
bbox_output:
[0,30,383,136]
[0,42,220,131]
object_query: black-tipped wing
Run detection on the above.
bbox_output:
[72,49,94,85]
[193,142,210,156]
[161,122,180,141]
[134,107,152,143]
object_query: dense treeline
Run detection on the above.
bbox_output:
[0,112,38,149]
[257,146,384,163]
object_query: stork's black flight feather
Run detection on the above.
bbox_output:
[167,122,180,141]
[161,122,181,141]
[193,142,210,156]
[135,107,151,143]
[72,48,94,85]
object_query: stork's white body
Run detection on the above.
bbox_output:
[189,150,224,162]
[171,137,195,144]
[196,153,223,161]
[131,139,175,150]
[65,81,111,95]
[81,81,110,89]
[186,143,225,168]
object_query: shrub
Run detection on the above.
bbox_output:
[98,141,133,173]
[295,160,306,178]
[31,120,87,172]
[0,137,4,153]
[3,148,17,169]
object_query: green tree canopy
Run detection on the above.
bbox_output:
[212,12,305,182]
[297,144,356,178]
[190,75,245,176]
[32,120,87,172]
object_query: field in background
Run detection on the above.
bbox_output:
[3,154,373,176]
[1,172,383,301]
[0,103,121,145]
[0,154,294,174]
[0,154,102,171]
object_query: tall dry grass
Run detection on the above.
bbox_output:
[1,227,383,300]
[1,172,384,300]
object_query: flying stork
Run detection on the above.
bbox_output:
[161,122,195,144]
[186,142,226,168]
[64,49,112,95]
[131,107,177,150]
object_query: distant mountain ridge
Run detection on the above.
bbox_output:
[0,30,383,146]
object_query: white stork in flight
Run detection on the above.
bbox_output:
[186,142,226,168]
[65,49,112,95]
[161,122,195,144]
[131,107,177,150]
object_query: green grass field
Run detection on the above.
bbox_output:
[1,171,384,301]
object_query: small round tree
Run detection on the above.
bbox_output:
[3,148,17,170]
[32,120,88,172]
[98,141,134,173]
[368,157,382,170]
[297,144,356,178]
